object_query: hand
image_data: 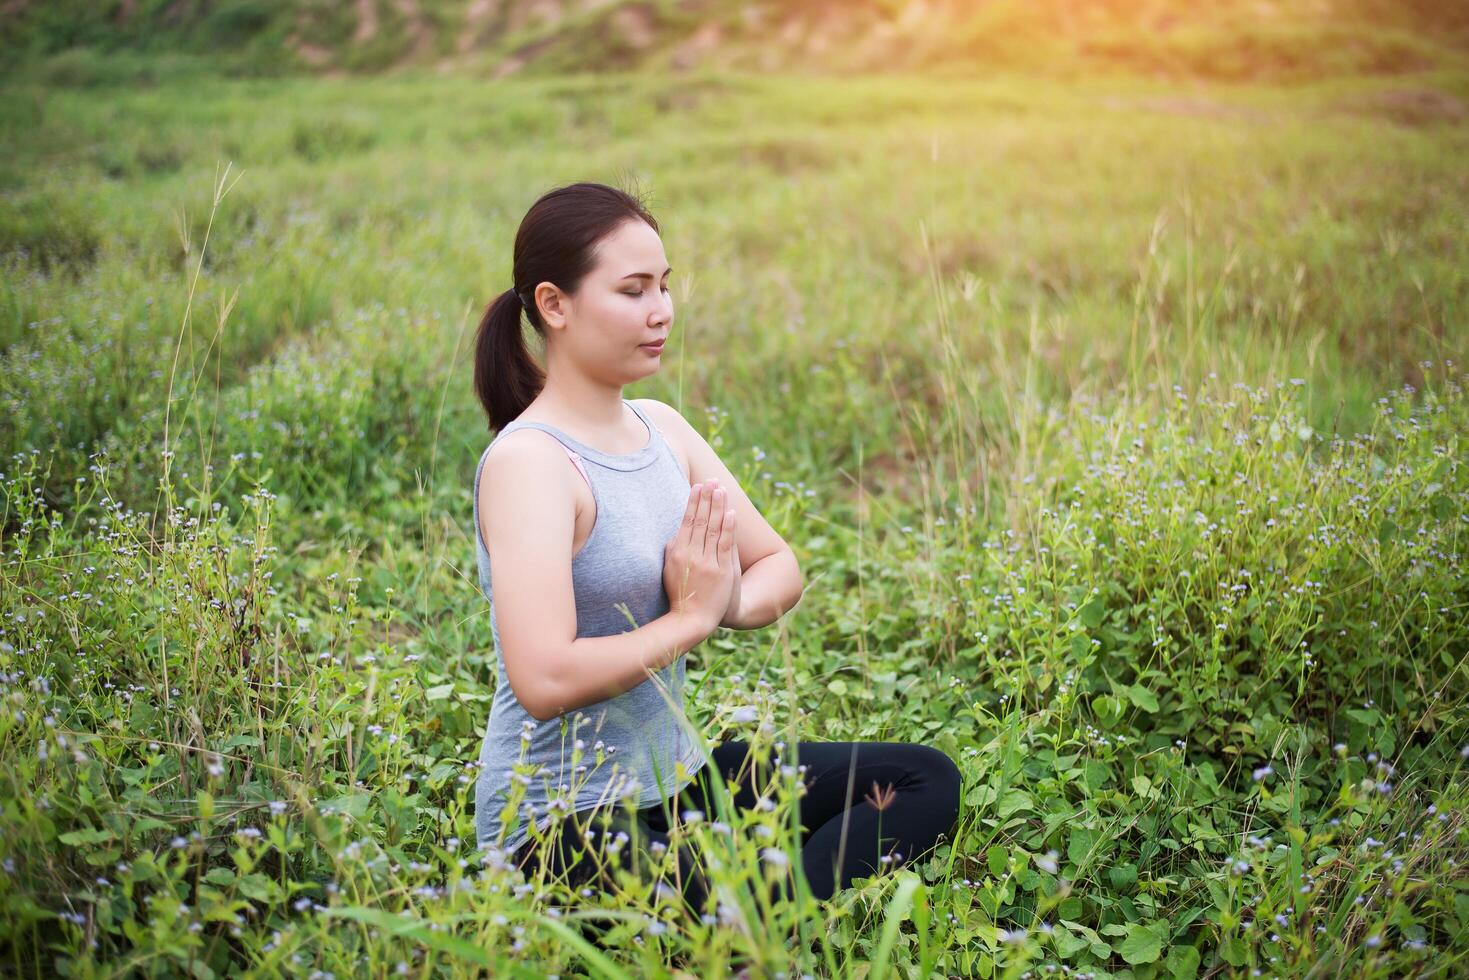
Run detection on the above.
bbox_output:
[721,536,742,626]
[663,480,738,635]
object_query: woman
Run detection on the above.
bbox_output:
[469,181,962,914]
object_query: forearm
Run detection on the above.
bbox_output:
[720,549,804,630]
[536,611,710,721]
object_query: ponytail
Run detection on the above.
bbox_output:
[472,181,660,433]
[472,287,545,433]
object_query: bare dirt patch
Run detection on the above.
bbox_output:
[354,0,378,45]
[611,3,656,51]
[1099,94,1267,122]
[394,0,437,62]
[671,20,723,71]
[456,0,498,55]
[1333,87,1469,127]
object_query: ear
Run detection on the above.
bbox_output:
[535,282,570,330]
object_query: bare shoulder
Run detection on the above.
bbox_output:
[480,426,575,479]
[476,429,579,549]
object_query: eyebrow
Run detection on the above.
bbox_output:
[620,267,672,280]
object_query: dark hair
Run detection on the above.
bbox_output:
[472,181,661,432]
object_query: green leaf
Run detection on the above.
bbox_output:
[1050,924,1089,958]
[1107,863,1138,889]
[1127,684,1159,712]
[996,789,1033,818]
[324,907,496,969]
[1118,922,1166,965]
[867,873,923,980]
[1060,919,1111,959]
[986,846,1008,876]
[318,792,372,819]
[1378,517,1399,545]
[424,683,456,701]
[58,828,114,846]
[1067,829,1097,867]
[1166,944,1201,980]
[236,873,279,902]
[964,784,997,808]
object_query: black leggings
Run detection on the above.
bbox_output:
[514,740,963,909]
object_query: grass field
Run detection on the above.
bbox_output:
[2,64,1468,977]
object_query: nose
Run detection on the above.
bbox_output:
[652,291,672,327]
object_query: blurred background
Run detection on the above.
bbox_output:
[1,3,1467,978]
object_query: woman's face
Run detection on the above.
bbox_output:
[538,218,673,385]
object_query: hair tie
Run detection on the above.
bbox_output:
[508,287,529,313]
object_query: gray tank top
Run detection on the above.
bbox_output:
[471,398,706,858]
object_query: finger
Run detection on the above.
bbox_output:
[705,486,725,553]
[718,508,736,564]
[693,482,713,550]
[678,482,703,550]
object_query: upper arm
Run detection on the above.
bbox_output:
[477,432,579,721]
[634,398,798,572]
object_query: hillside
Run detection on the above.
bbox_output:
[2,0,1468,82]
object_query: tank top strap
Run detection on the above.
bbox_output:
[491,399,662,473]
[478,421,595,506]
[624,398,684,475]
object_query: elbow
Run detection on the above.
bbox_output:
[788,551,805,608]
[523,687,563,723]
[526,674,569,722]
[506,655,567,723]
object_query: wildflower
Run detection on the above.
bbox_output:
[1253,765,1273,782]
[729,706,759,724]
[864,780,898,812]
[1035,850,1060,874]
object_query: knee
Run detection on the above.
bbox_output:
[909,744,963,829]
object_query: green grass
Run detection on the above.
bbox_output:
[1,67,1466,977]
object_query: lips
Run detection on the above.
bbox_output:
[640,340,665,351]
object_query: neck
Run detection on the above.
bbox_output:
[535,363,626,430]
